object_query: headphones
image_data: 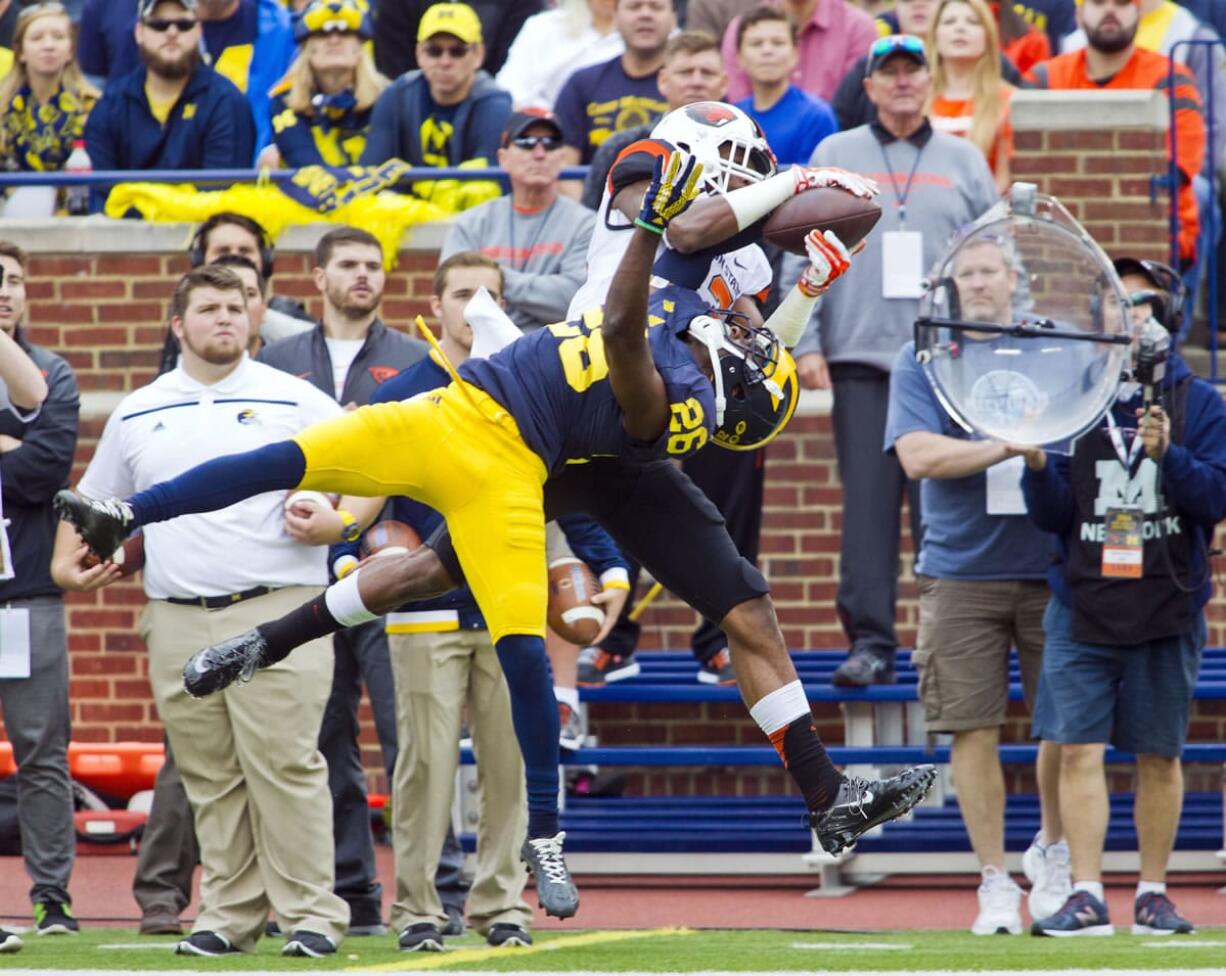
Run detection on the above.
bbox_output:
[1113,257,1186,334]
[188,213,276,280]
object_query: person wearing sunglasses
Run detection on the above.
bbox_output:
[82,0,255,212]
[262,0,388,168]
[359,2,511,192]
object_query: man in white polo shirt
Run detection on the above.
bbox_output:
[50,265,349,959]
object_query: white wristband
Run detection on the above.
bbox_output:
[765,284,819,349]
[726,170,796,231]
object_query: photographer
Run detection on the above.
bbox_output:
[1019,257,1226,937]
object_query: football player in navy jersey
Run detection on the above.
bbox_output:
[56,149,937,921]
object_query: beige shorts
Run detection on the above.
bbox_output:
[912,576,1048,732]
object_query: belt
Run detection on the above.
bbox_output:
[165,585,278,611]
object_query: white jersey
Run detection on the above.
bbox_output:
[566,183,773,320]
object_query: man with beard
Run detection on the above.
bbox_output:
[255,226,439,939]
[1026,0,1205,266]
[83,0,255,213]
[51,265,350,959]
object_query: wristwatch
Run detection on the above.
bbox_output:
[337,508,361,544]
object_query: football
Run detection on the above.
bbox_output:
[283,489,337,514]
[547,558,604,645]
[762,185,882,256]
[83,532,145,579]
[360,520,422,559]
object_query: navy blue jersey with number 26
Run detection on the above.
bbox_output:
[460,284,717,475]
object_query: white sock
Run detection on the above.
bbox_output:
[1074,880,1105,902]
[981,865,1009,885]
[554,685,580,712]
[748,680,810,736]
[1136,880,1166,900]
[324,571,378,627]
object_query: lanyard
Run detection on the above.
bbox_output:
[877,139,924,228]
[1105,410,1144,472]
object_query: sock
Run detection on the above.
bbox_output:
[495,634,560,839]
[981,865,1006,882]
[751,682,841,814]
[1074,880,1105,902]
[128,441,306,526]
[1031,831,1049,851]
[554,685,580,712]
[256,592,344,665]
[1136,880,1166,900]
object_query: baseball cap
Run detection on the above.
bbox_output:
[140,0,197,18]
[417,2,482,44]
[501,109,563,147]
[865,34,927,76]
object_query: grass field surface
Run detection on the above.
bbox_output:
[2,926,1225,973]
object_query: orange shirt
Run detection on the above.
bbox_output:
[930,82,1015,177]
[1004,29,1050,76]
[1026,47,1205,262]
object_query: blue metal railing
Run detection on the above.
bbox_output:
[0,165,591,188]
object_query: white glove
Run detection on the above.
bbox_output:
[798,229,853,298]
[792,165,879,200]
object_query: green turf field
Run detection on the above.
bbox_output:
[3,926,1226,972]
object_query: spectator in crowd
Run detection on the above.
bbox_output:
[0,0,24,78]
[1027,0,1204,266]
[0,241,78,955]
[581,29,728,208]
[0,3,99,217]
[687,0,755,40]
[995,0,1050,74]
[211,256,274,356]
[1013,0,1076,53]
[554,0,674,166]
[831,0,1023,129]
[1021,257,1226,937]
[360,2,511,183]
[885,235,1066,936]
[82,0,256,213]
[496,0,622,111]
[76,0,293,151]
[733,5,837,166]
[373,0,544,79]
[441,111,594,332]
[256,227,455,938]
[927,0,1015,193]
[720,0,877,104]
[365,252,534,952]
[784,34,997,687]
[263,0,389,168]
[52,265,349,958]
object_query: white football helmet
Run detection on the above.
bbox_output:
[650,102,776,194]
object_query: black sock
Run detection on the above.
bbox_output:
[256,593,342,665]
[780,715,843,814]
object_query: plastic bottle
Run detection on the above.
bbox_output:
[64,139,91,216]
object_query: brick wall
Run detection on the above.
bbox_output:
[4,90,1226,799]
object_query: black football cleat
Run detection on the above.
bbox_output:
[183,629,272,698]
[53,490,134,560]
[521,832,579,919]
[809,765,937,855]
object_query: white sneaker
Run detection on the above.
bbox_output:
[1023,835,1072,922]
[971,875,1023,935]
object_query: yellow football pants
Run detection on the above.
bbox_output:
[292,381,549,643]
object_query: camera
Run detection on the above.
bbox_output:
[1132,315,1169,404]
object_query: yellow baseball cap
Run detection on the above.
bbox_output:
[417,2,482,44]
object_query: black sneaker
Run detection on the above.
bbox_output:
[810,765,937,854]
[176,931,238,956]
[831,646,897,687]
[183,629,273,698]
[486,923,532,947]
[696,648,736,685]
[34,899,79,935]
[265,919,282,938]
[441,905,465,937]
[282,930,336,957]
[558,701,583,752]
[576,646,640,686]
[347,901,386,937]
[398,923,443,952]
[0,929,21,953]
[53,490,134,560]
[521,831,579,919]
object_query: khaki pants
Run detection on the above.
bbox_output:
[142,587,349,950]
[387,629,529,935]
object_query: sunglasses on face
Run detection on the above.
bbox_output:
[421,41,472,59]
[144,17,198,32]
[510,134,562,151]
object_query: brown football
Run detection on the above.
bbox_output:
[763,185,882,256]
[547,558,604,645]
[360,520,422,558]
[82,532,145,578]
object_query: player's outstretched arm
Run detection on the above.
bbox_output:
[603,151,702,442]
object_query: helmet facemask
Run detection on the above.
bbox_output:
[687,310,787,426]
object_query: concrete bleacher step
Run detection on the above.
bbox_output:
[458,792,1221,855]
